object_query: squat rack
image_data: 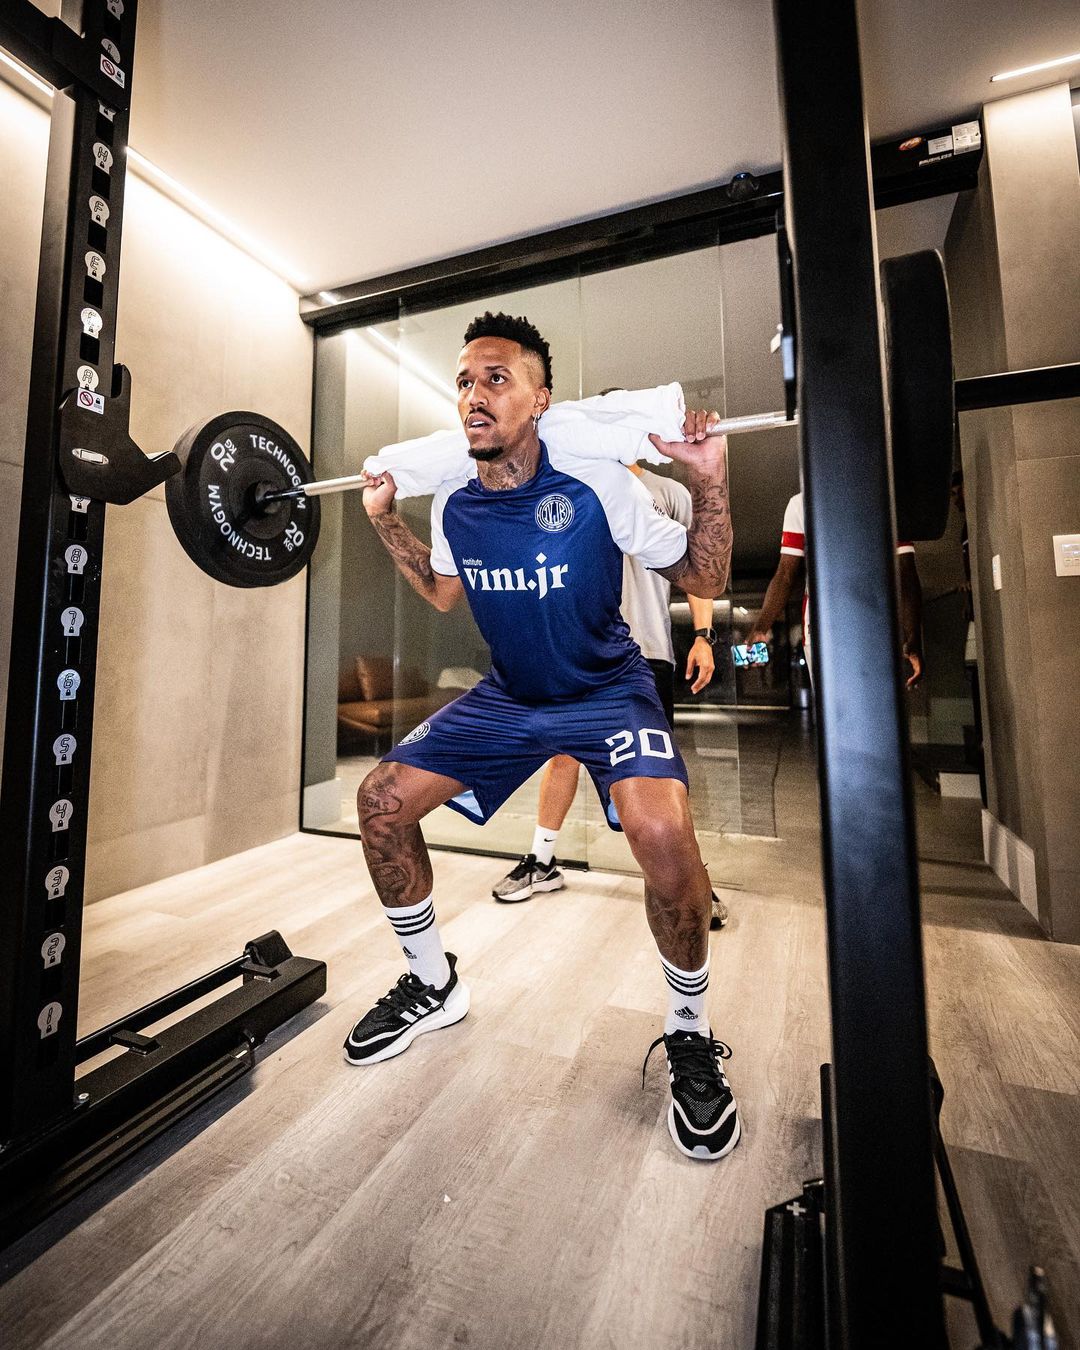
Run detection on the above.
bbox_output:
[0,0,325,1248]
[0,1,1062,1341]
[759,1,1056,1347]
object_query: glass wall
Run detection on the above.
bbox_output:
[303,240,748,888]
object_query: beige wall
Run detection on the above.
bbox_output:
[0,79,313,901]
[945,83,1080,941]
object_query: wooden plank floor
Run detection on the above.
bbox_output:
[1,727,1077,1349]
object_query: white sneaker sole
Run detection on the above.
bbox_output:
[342,981,471,1066]
[667,1102,742,1161]
[493,875,566,903]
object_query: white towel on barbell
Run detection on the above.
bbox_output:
[362,383,686,499]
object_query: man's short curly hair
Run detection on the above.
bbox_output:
[462,311,553,393]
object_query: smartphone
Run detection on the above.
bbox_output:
[732,642,769,668]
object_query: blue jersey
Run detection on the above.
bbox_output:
[429,442,688,702]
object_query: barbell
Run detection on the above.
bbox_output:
[164,252,1080,589]
[166,405,817,590]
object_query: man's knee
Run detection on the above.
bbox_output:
[615,783,702,874]
[618,792,690,854]
[622,809,687,860]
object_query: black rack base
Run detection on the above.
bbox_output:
[0,931,326,1251]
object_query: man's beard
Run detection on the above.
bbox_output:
[468,444,505,462]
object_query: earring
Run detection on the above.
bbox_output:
[532,413,540,429]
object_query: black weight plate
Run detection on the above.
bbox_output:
[165,412,320,588]
[881,250,955,542]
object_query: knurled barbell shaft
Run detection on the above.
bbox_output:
[257,408,800,505]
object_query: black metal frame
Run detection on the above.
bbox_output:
[0,0,325,1251]
[955,363,1080,411]
[0,0,139,1149]
[0,932,324,1248]
[759,1,1069,1346]
[772,0,947,1344]
[757,1065,1009,1350]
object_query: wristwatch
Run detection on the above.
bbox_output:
[692,627,717,647]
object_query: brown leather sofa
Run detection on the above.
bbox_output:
[337,655,463,753]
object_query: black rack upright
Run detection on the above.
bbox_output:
[0,0,325,1248]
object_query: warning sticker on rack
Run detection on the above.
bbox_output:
[951,121,982,154]
[100,55,125,88]
[77,389,105,415]
[927,135,953,156]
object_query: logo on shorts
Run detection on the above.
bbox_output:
[535,493,574,532]
[399,722,430,745]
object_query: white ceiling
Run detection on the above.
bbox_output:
[12,0,1078,571]
[111,0,1080,292]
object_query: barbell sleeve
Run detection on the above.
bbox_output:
[256,408,799,506]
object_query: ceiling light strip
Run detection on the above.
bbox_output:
[990,51,1080,82]
[0,54,308,290]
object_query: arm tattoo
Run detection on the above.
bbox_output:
[370,512,440,604]
[658,473,733,597]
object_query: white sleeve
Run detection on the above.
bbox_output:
[780,492,805,556]
[566,460,688,569]
[665,478,693,530]
[429,487,458,576]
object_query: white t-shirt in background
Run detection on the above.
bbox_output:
[621,470,694,668]
[779,490,914,652]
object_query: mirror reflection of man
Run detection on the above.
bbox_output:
[345,312,741,1162]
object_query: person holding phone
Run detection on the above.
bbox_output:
[491,462,729,930]
[748,490,924,688]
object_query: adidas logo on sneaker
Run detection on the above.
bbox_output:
[674,1006,697,1021]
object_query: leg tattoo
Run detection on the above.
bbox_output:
[358,765,434,909]
[644,882,710,972]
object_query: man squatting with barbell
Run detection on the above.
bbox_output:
[343,312,741,1161]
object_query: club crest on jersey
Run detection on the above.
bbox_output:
[535,493,574,532]
[399,721,431,745]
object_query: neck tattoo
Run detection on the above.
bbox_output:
[477,440,541,492]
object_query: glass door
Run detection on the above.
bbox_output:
[391,276,591,863]
[304,243,746,890]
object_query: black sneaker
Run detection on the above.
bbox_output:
[643,1030,741,1160]
[492,853,566,903]
[342,953,469,1065]
[710,891,729,930]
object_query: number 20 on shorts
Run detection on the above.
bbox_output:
[606,728,674,766]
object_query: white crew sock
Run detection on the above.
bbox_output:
[532,825,559,867]
[385,894,451,990]
[659,953,711,1036]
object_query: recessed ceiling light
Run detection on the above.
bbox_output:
[990,51,1080,82]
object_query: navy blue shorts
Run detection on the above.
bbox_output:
[382,668,689,831]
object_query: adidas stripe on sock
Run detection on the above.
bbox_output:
[659,954,710,1036]
[385,894,451,989]
[532,825,559,867]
